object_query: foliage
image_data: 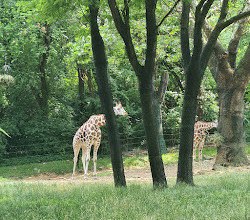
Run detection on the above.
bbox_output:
[0,173,249,219]
[0,74,14,86]
[0,0,248,166]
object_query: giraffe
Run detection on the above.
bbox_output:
[72,103,128,179]
[193,120,218,169]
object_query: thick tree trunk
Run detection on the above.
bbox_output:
[196,89,203,121]
[154,71,169,154]
[177,64,201,185]
[89,1,126,187]
[215,82,249,166]
[138,75,167,188]
[202,6,250,167]
[153,97,166,154]
[33,23,51,117]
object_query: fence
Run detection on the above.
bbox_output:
[0,128,181,166]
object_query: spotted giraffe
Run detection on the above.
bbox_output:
[72,103,127,179]
[193,120,218,169]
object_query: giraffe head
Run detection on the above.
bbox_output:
[113,103,128,116]
[212,120,218,128]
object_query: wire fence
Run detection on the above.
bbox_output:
[0,127,224,167]
[1,128,180,165]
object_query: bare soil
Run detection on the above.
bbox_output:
[16,158,249,184]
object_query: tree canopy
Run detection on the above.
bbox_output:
[0,0,249,187]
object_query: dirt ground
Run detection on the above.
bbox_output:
[16,158,249,184]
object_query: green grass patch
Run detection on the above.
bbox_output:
[0,173,249,219]
[0,151,179,180]
[0,177,9,182]
[0,145,248,180]
[202,147,217,157]
[162,152,179,165]
[0,160,74,179]
[246,143,250,154]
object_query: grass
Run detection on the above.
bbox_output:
[246,143,250,154]
[0,173,249,219]
[0,145,249,219]
[0,151,179,179]
[1,144,249,179]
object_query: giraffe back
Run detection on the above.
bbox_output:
[73,115,105,148]
[194,120,217,133]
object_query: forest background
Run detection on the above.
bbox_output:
[0,0,249,167]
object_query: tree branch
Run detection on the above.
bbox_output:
[218,0,229,23]
[180,0,191,70]
[207,52,219,82]
[108,0,143,76]
[234,43,250,83]
[157,71,169,103]
[192,0,214,61]
[145,0,158,78]
[201,8,250,73]
[200,0,214,21]
[219,10,250,30]
[157,0,181,28]
[228,17,249,68]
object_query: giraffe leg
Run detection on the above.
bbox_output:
[84,146,91,180]
[193,146,196,163]
[93,139,101,179]
[198,137,205,170]
[72,145,80,179]
[81,146,87,176]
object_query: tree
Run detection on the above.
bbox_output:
[89,0,126,187]
[204,4,250,166]
[108,0,168,188]
[177,0,250,185]
[32,23,51,117]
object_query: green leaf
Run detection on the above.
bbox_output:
[0,128,11,137]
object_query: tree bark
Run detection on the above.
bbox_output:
[89,0,126,187]
[209,45,250,166]
[177,61,201,185]
[77,63,85,101]
[35,23,51,117]
[154,71,169,154]
[108,0,167,188]
[216,83,249,166]
[205,12,250,166]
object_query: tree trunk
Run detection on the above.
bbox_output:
[154,71,169,154]
[177,0,249,185]
[213,46,250,166]
[89,0,126,187]
[85,69,94,97]
[177,63,201,185]
[108,0,167,188]
[33,23,51,117]
[153,97,166,154]
[196,89,203,121]
[77,63,85,101]
[138,74,167,188]
[216,84,249,166]
[205,18,250,167]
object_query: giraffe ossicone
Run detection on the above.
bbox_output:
[72,102,127,180]
[193,120,218,170]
